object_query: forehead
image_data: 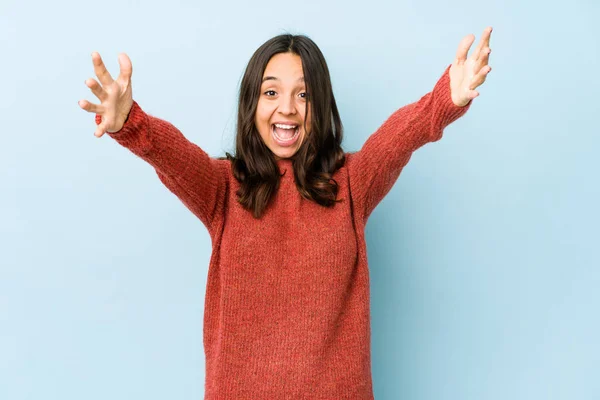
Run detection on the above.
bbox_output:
[262,52,304,82]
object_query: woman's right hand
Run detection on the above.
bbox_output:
[79,52,134,138]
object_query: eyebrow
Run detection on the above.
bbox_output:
[262,76,305,83]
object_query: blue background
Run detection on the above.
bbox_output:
[2,0,599,398]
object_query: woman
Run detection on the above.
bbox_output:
[78,28,492,399]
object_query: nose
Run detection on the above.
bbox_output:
[278,94,297,116]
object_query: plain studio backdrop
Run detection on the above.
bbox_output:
[1,0,599,399]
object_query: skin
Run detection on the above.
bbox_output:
[450,26,493,106]
[255,52,311,160]
[79,52,133,138]
[79,27,492,139]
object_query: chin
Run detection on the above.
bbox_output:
[269,136,304,160]
[272,147,299,160]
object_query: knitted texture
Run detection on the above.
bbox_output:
[97,65,471,399]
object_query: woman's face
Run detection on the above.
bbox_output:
[255,52,311,160]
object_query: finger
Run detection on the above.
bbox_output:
[462,89,480,102]
[94,122,106,138]
[484,26,493,49]
[78,99,103,114]
[455,34,475,63]
[468,65,492,90]
[479,47,491,67]
[91,52,115,87]
[85,78,108,101]
[474,27,493,61]
[117,53,133,83]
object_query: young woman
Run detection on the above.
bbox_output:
[79,28,492,399]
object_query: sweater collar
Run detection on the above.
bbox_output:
[276,158,294,175]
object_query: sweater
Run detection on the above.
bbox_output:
[97,65,471,399]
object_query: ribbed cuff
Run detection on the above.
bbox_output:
[94,100,144,138]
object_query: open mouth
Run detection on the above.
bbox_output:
[272,123,300,146]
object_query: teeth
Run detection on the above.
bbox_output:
[272,125,299,141]
[274,123,297,129]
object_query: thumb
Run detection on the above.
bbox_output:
[117,53,133,81]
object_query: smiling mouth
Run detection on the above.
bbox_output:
[272,124,300,143]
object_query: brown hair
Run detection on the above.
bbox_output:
[221,34,345,219]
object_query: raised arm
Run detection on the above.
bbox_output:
[347,27,493,223]
[78,52,227,233]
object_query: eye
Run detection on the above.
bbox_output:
[264,90,276,97]
[299,92,309,99]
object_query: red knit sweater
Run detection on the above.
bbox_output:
[97,65,470,399]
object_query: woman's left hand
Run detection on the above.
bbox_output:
[449,26,493,107]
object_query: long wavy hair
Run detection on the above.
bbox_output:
[221,34,345,219]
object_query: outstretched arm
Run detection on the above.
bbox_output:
[347,27,493,223]
[79,53,227,233]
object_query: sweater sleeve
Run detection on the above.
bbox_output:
[96,101,228,234]
[346,65,471,223]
